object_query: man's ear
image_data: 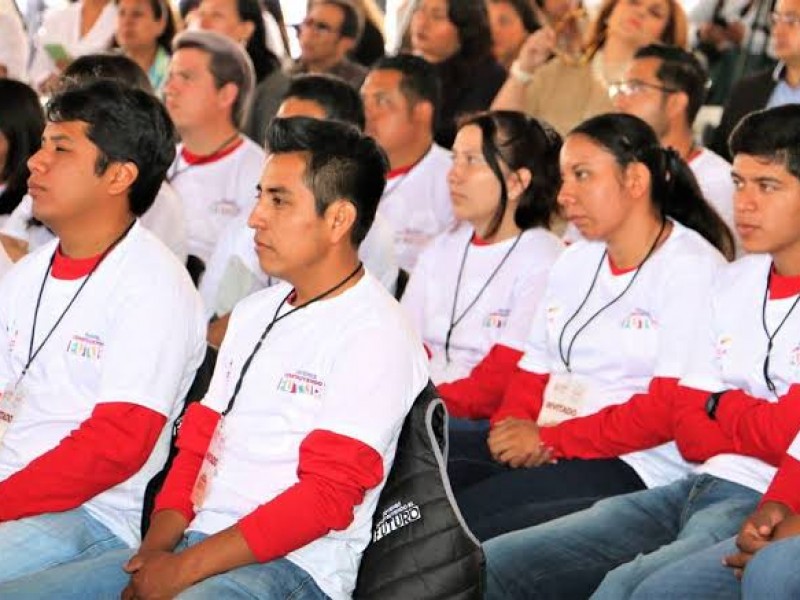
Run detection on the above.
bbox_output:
[667,90,689,124]
[217,82,240,116]
[326,198,357,244]
[106,161,139,197]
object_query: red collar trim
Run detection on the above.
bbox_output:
[52,246,103,280]
[607,254,637,276]
[687,146,703,163]
[770,266,800,300]
[471,232,491,246]
[181,137,244,166]
[387,163,415,180]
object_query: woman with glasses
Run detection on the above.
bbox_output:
[196,0,289,145]
[408,0,507,148]
[401,111,564,387]
[114,0,178,93]
[444,112,732,542]
[492,0,688,135]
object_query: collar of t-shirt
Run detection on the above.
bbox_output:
[770,266,800,300]
[180,137,244,166]
[386,146,430,180]
[52,246,103,280]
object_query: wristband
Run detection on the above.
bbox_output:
[705,390,727,420]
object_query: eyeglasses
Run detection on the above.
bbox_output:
[608,79,679,99]
[299,17,340,36]
[770,11,800,26]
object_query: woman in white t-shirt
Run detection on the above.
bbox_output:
[447,112,734,541]
[401,110,564,385]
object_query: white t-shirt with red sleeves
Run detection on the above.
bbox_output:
[520,220,726,488]
[684,254,800,494]
[168,138,265,264]
[189,273,429,600]
[377,144,455,272]
[402,223,563,384]
[0,223,206,546]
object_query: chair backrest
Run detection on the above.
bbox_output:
[354,381,485,599]
[140,344,218,536]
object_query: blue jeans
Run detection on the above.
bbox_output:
[743,535,800,598]
[0,530,329,599]
[484,473,760,600]
[0,506,128,584]
[448,426,645,541]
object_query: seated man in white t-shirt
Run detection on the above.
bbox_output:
[0,54,188,263]
[201,73,399,346]
[0,117,430,600]
[164,31,266,278]
[611,43,738,252]
[361,54,455,273]
[0,80,206,583]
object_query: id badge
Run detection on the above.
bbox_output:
[0,380,25,446]
[190,418,226,511]
[538,372,587,426]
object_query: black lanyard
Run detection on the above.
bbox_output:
[761,265,800,396]
[445,231,522,362]
[557,219,666,372]
[166,133,240,184]
[221,262,363,417]
[24,220,136,383]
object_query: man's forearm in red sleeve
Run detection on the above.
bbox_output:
[237,429,383,563]
[539,377,677,460]
[0,402,166,522]
[152,402,221,524]
[438,344,523,419]
[489,368,549,426]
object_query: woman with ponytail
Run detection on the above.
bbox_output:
[445,112,731,541]
[401,111,564,386]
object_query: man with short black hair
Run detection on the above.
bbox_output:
[362,53,454,272]
[0,79,205,583]
[0,117,429,600]
[611,43,736,244]
[293,0,368,89]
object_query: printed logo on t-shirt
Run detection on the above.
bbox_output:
[483,309,510,329]
[790,344,800,371]
[546,305,562,325]
[66,333,104,360]
[210,199,241,217]
[395,228,432,248]
[715,335,733,361]
[6,327,19,352]
[276,370,324,397]
[621,309,658,330]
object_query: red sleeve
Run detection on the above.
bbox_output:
[762,454,800,512]
[489,368,549,425]
[0,402,166,522]
[539,377,678,460]
[713,385,800,466]
[437,344,523,419]
[153,402,221,523]
[671,385,734,462]
[237,429,383,563]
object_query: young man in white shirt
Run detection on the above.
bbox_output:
[0,117,429,600]
[611,43,737,245]
[164,30,265,276]
[483,104,800,599]
[0,79,206,584]
[200,73,399,347]
[361,53,455,272]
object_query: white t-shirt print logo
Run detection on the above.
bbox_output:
[65,333,104,360]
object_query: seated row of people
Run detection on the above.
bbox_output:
[0,79,428,599]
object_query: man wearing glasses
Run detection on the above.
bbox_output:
[713,0,800,160]
[611,43,737,251]
[292,0,368,89]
